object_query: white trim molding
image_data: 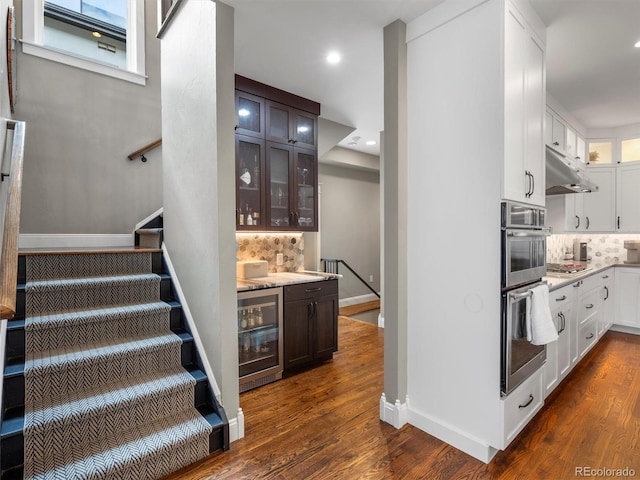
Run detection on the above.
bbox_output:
[229,408,245,442]
[378,313,384,329]
[18,234,134,249]
[408,406,498,463]
[134,207,164,232]
[339,292,380,308]
[379,393,408,429]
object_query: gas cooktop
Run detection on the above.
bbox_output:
[546,262,591,277]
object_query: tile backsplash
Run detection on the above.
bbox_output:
[548,234,640,268]
[236,233,304,273]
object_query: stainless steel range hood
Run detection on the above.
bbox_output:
[545,146,599,195]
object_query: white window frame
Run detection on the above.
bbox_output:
[21,0,146,85]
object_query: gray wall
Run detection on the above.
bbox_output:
[14,0,162,234]
[161,0,239,429]
[318,157,380,301]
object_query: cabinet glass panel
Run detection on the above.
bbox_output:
[237,138,263,228]
[621,138,640,163]
[295,113,315,147]
[269,145,291,227]
[588,141,613,164]
[268,104,291,142]
[237,96,262,135]
[296,151,315,228]
[238,290,281,379]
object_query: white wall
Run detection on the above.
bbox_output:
[160,0,239,437]
[14,0,162,235]
[318,160,380,300]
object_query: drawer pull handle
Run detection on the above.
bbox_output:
[586,333,594,340]
[602,275,609,279]
[305,287,322,293]
[519,394,534,409]
[556,295,567,302]
[586,303,594,309]
[573,281,582,288]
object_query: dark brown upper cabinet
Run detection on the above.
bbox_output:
[235,75,320,232]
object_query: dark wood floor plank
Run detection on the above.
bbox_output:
[163,320,640,480]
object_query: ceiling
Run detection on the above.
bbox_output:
[226,0,640,157]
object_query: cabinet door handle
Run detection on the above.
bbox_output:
[553,141,560,146]
[604,286,609,301]
[530,172,535,197]
[308,302,314,319]
[575,215,580,229]
[586,303,594,309]
[519,394,534,409]
[234,124,239,131]
[618,216,621,229]
[556,295,567,302]
[557,312,565,334]
[524,171,532,197]
[586,216,590,230]
[562,312,566,333]
[586,333,594,340]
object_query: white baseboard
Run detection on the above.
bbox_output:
[134,207,164,232]
[408,406,498,463]
[379,393,408,429]
[339,292,380,308]
[610,324,640,335]
[19,234,134,249]
[229,408,245,442]
[378,313,384,328]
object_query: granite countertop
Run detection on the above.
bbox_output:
[544,261,640,291]
[237,270,341,292]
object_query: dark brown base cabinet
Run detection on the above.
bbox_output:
[283,280,338,370]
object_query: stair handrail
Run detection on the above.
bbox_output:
[321,258,380,298]
[127,138,162,162]
[0,120,26,320]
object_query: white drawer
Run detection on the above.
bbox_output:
[579,273,602,294]
[579,316,598,358]
[578,287,600,325]
[549,285,574,306]
[501,366,544,448]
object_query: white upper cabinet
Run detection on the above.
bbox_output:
[503,2,545,206]
[580,167,616,232]
[616,164,640,232]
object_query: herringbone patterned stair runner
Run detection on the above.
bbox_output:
[22,253,212,480]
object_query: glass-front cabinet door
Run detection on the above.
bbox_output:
[235,91,264,138]
[266,101,292,145]
[294,148,317,230]
[293,111,317,150]
[266,142,292,229]
[236,135,265,230]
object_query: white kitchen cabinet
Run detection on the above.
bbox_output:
[576,275,602,359]
[576,136,586,165]
[502,2,545,206]
[614,267,640,328]
[565,127,577,160]
[550,116,566,153]
[501,365,544,448]
[563,167,616,233]
[599,269,614,335]
[545,285,574,398]
[616,164,640,232]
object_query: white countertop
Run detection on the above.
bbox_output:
[544,261,640,291]
[237,270,341,292]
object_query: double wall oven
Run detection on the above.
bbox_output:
[501,201,550,396]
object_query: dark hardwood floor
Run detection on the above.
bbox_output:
[163,318,640,479]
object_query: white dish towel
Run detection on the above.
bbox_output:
[526,284,558,345]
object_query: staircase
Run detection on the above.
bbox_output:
[1,248,228,480]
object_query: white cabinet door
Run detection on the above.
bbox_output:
[576,136,586,165]
[551,116,566,152]
[502,5,544,206]
[544,110,553,148]
[581,167,616,232]
[565,127,577,160]
[600,269,614,335]
[616,164,640,232]
[614,268,640,328]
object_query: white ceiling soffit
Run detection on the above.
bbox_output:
[317,118,356,158]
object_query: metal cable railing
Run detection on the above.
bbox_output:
[321,258,380,298]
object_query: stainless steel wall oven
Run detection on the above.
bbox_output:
[501,201,549,396]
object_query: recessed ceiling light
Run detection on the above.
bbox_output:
[365,140,377,146]
[326,51,341,65]
[635,40,640,48]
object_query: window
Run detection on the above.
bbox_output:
[587,141,613,165]
[621,137,640,163]
[22,0,146,85]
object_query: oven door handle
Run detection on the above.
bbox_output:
[505,228,551,237]
[509,290,534,301]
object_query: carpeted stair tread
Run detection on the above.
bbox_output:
[25,367,197,448]
[25,333,184,399]
[24,408,212,480]
[25,253,153,281]
[25,302,172,352]
[25,274,163,316]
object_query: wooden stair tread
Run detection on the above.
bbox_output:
[19,246,162,256]
[339,300,380,317]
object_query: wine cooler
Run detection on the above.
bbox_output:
[238,287,283,392]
